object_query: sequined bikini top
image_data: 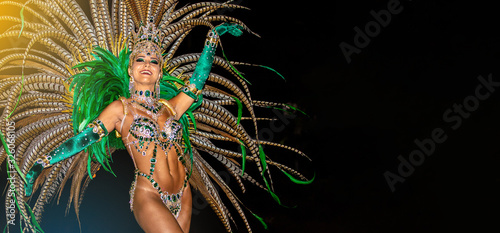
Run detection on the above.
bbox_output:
[129,115,182,145]
[120,97,183,156]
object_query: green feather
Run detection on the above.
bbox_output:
[258,145,267,175]
[239,140,246,176]
[26,202,45,233]
[0,131,27,184]
[283,103,308,116]
[187,111,197,130]
[268,104,309,117]
[78,120,87,132]
[259,65,286,81]
[232,97,243,125]
[258,145,281,205]
[221,47,251,85]
[6,73,25,120]
[280,169,315,185]
[251,212,268,230]
[19,7,24,38]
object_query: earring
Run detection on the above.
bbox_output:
[129,76,135,92]
[155,78,160,99]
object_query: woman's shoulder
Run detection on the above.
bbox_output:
[106,98,128,115]
[159,99,177,117]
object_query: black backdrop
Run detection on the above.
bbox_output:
[2,0,500,232]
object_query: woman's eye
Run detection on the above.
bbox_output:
[136,58,144,62]
[151,60,158,65]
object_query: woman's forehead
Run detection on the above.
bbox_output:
[134,52,160,59]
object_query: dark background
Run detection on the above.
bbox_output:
[2,0,500,232]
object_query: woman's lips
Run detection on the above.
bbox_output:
[140,70,152,75]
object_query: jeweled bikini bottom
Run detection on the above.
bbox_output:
[129,169,184,218]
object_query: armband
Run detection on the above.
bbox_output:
[180,81,202,101]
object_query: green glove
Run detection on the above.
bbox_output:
[24,119,108,196]
[24,163,43,196]
[181,23,244,100]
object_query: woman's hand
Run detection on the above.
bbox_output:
[170,23,244,119]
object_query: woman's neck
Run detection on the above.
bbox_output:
[131,89,159,106]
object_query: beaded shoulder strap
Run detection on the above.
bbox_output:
[116,97,129,138]
[119,96,128,114]
[158,99,176,117]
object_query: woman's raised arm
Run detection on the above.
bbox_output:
[169,23,243,119]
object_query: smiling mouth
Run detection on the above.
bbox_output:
[140,70,152,75]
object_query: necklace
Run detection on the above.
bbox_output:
[131,90,158,103]
[131,89,163,119]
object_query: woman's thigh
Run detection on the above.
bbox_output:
[132,184,183,233]
[177,183,192,233]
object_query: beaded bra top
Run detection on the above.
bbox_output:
[128,115,182,155]
[128,113,182,156]
[120,94,183,160]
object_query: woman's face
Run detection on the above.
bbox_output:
[128,52,162,85]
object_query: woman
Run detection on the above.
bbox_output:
[0,1,312,232]
[99,50,195,232]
